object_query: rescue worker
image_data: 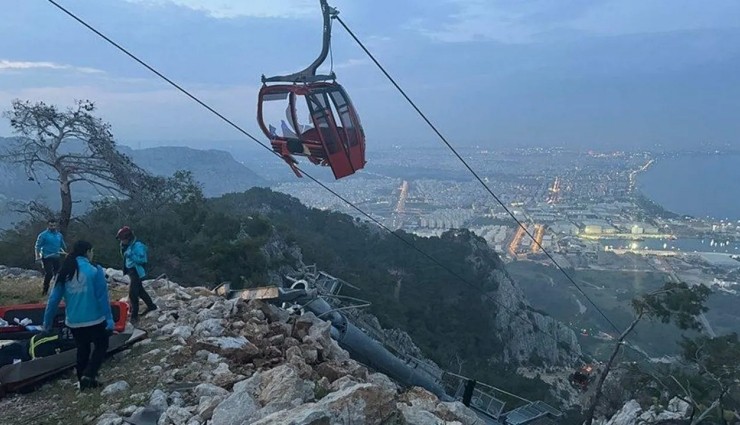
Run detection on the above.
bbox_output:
[42,240,113,390]
[34,219,67,295]
[116,226,157,322]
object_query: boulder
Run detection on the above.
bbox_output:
[160,406,192,425]
[195,383,229,398]
[101,381,130,397]
[194,319,224,337]
[398,403,446,425]
[210,390,260,425]
[149,389,169,412]
[96,413,124,425]
[435,401,484,425]
[197,395,225,421]
[256,364,315,413]
[198,336,249,351]
[250,382,397,425]
[604,400,642,425]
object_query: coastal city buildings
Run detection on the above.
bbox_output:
[274,147,740,297]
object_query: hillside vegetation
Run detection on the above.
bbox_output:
[0,187,578,405]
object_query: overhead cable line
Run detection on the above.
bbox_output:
[46,0,599,363]
[335,16,623,336]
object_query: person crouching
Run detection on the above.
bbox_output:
[42,240,114,390]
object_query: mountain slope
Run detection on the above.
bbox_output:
[123,146,268,196]
[209,189,582,367]
[0,272,486,425]
[0,138,267,229]
[0,187,582,405]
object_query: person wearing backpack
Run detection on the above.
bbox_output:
[116,226,157,323]
[42,240,114,390]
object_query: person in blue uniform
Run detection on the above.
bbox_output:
[34,219,67,295]
[116,226,157,322]
[43,240,113,390]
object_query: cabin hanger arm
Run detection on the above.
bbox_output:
[262,0,338,84]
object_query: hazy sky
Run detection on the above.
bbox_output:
[1,0,739,150]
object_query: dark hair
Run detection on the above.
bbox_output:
[48,219,58,224]
[56,240,93,285]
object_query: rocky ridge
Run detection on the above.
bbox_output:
[90,275,485,425]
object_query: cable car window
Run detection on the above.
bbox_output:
[294,96,315,136]
[261,90,299,140]
[306,93,340,155]
[328,89,359,147]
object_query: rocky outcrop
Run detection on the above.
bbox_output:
[461,231,581,365]
[270,228,581,367]
[594,397,692,425]
[492,267,581,364]
[0,265,41,279]
[92,275,483,425]
[259,231,306,286]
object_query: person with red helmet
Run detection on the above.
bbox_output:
[116,226,157,322]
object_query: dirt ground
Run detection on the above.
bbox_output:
[0,276,129,306]
[1,276,158,425]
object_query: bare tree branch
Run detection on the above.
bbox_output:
[1,99,160,232]
[6,200,56,223]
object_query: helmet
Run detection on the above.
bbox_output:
[116,226,133,240]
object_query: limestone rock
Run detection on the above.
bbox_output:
[194,318,224,337]
[194,383,229,398]
[605,400,642,425]
[210,390,260,425]
[101,381,130,397]
[96,413,124,425]
[159,406,192,425]
[250,382,397,425]
[196,396,224,421]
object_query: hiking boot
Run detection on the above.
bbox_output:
[142,305,158,317]
[79,376,100,391]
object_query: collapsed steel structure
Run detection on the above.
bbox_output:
[216,268,564,425]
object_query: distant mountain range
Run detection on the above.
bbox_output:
[0,137,268,229]
[121,145,267,196]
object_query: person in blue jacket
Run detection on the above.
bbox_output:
[34,219,67,295]
[43,240,114,390]
[116,226,157,322]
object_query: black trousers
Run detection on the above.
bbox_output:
[41,257,60,295]
[127,270,155,319]
[69,322,109,381]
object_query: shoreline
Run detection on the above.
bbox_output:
[634,154,740,222]
[628,157,655,193]
[629,157,685,219]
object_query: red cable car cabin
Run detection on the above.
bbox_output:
[257,82,366,180]
[256,0,366,180]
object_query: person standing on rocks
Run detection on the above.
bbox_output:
[116,226,157,323]
[34,219,67,296]
[42,240,114,390]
